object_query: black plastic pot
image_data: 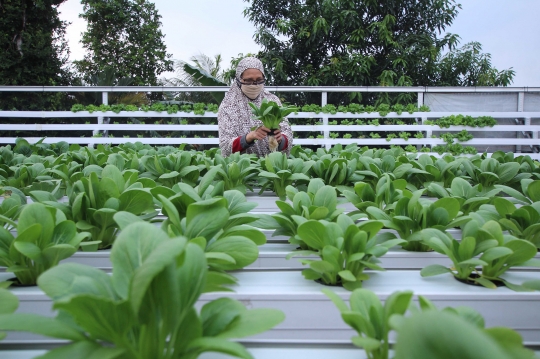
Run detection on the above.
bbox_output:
[6,277,37,287]
[314,278,343,287]
[453,273,506,288]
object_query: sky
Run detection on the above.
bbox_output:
[58,0,540,87]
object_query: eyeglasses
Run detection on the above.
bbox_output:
[238,78,266,86]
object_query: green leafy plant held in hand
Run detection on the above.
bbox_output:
[249,99,297,151]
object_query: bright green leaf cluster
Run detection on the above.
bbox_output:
[249,99,297,131]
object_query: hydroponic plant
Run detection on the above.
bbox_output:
[420,221,540,290]
[288,214,404,290]
[0,203,90,285]
[0,222,285,358]
[258,151,313,200]
[324,288,536,359]
[272,179,347,250]
[249,99,297,152]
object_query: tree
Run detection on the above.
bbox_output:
[243,0,514,104]
[436,42,515,86]
[0,0,72,110]
[75,0,173,86]
[167,53,228,104]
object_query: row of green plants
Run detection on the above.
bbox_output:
[71,102,219,115]
[272,177,540,290]
[0,222,285,359]
[0,166,275,285]
[0,225,535,358]
[1,140,538,198]
[67,102,433,117]
[1,162,539,291]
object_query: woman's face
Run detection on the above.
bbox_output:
[241,68,264,84]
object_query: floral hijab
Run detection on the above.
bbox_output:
[217,57,293,157]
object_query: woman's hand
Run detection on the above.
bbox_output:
[273,129,283,143]
[246,126,270,143]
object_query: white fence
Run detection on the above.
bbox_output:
[0,86,539,157]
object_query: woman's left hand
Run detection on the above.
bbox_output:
[273,129,282,143]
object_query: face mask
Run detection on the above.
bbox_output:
[241,84,263,100]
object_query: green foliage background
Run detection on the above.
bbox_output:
[243,0,515,105]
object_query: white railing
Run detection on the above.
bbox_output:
[0,86,539,158]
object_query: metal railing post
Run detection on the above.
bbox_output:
[321,92,330,150]
[516,92,524,153]
[417,91,426,150]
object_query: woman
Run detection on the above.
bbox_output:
[218,57,293,157]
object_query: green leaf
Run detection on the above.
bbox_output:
[185,198,229,239]
[527,180,540,202]
[112,211,145,231]
[0,313,87,341]
[17,203,54,243]
[54,295,135,342]
[431,197,460,220]
[38,262,115,301]
[34,338,125,359]
[110,222,170,299]
[201,297,245,337]
[185,337,252,359]
[480,247,513,262]
[217,308,285,339]
[394,311,515,359]
[351,336,382,351]
[0,288,18,314]
[183,63,227,103]
[297,220,328,250]
[322,288,349,312]
[102,165,125,192]
[206,236,259,270]
[313,186,338,213]
[205,252,236,264]
[14,240,42,261]
[118,189,154,214]
[339,270,357,282]
[420,264,451,277]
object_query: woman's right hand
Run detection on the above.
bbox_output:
[246,126,270,143]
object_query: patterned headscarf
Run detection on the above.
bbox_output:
[218,57,293,157]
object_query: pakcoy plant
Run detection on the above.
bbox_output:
[212,153,259,193]
[272,179,347,250]
[308,154,363,191]
[323,288,413,359]
[366,189,469,252]
[140,182,265,272]
[0,222,285,359]
[258,151,313,200]
[343,173,408,216]
[288,214,404,290]
[462,156,527,191]
[0,286,18,340]
[492,197,540,249]
[249,99,297,152]
[473,220,540,290]
[354,154,429,190]
[494,179,540,205]
[427,177,502,215]
[415,154,468,189]
[140,151,200,188]
[325,287,535,359]
[5,161,52,194]
[0,203,90,285]
[419,221,538,290]
[0,189,25,230]
[69,165,156,250]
